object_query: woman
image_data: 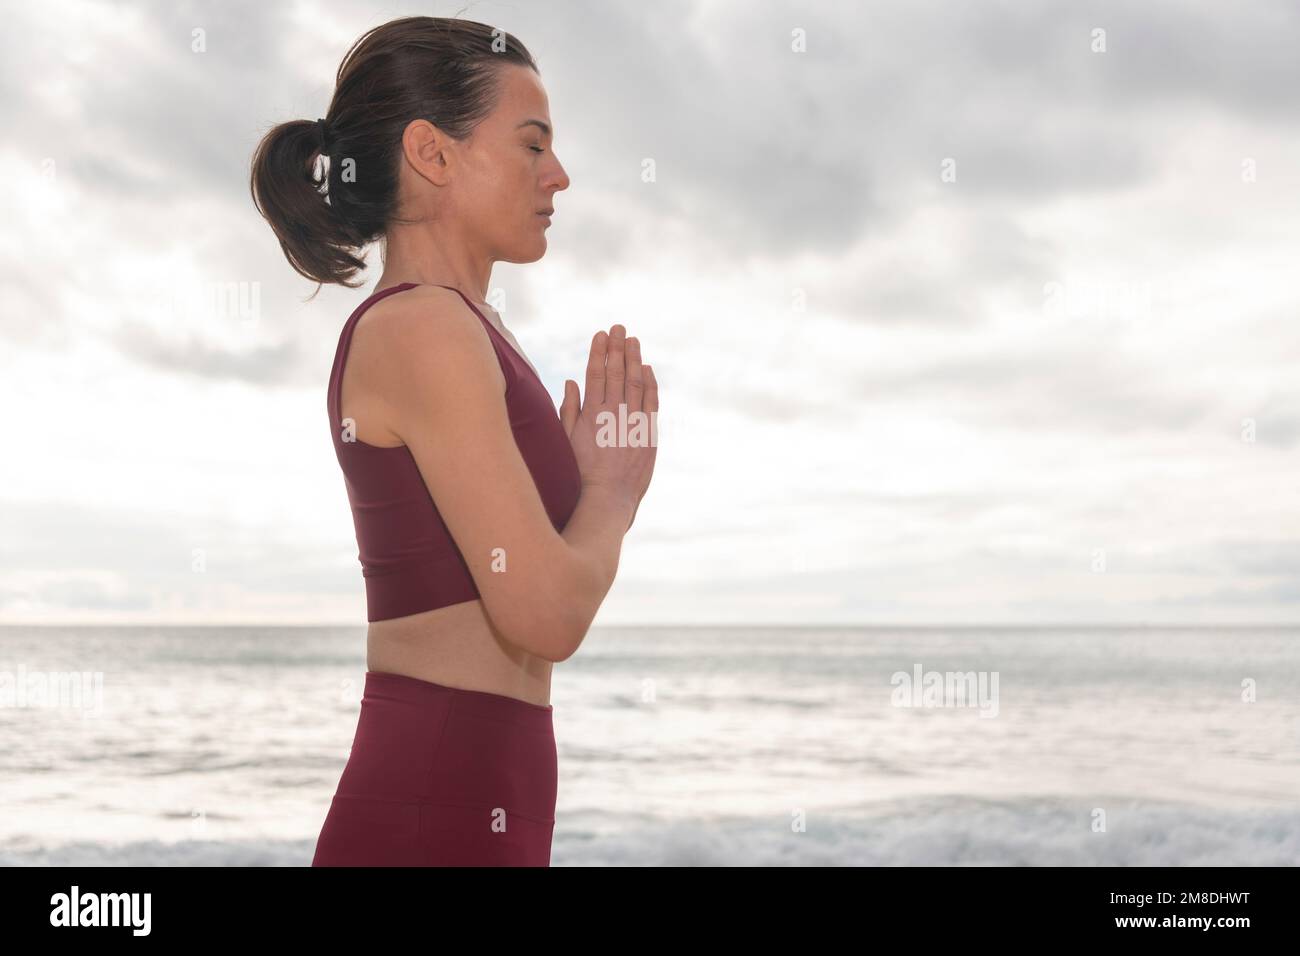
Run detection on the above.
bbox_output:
[249,16,657,866]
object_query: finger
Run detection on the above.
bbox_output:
[624,336,644,415]
[559,379,579,435]
[643,363,658,415]
[585,330,608,408]
[605,324,626,409]
[643,364,659,449]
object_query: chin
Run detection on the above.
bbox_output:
[500,239,548,265]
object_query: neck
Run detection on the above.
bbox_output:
[375,221,494,309]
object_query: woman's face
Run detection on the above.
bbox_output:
[456,64,570,264]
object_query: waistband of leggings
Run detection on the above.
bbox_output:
[362,670,554,729]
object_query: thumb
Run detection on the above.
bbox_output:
[559,379,579,435]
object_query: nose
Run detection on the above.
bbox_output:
[545,153,570,193]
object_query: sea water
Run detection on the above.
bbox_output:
[1,625,1296,865]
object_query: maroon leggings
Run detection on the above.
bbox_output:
[312,670,557,866]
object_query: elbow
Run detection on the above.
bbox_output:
[547,599,598,663]
[498,604,589,664]
[530,546,605,665]
[538,634,580,664]
[493,545,603,663]
[535,560,601,663]
[549,547,609,660]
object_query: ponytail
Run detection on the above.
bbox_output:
[249,118,368,288]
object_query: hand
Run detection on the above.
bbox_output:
[559,324,658,531]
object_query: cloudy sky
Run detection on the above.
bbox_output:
[2,0,1298,625]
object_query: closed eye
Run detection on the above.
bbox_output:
[529,145,545,153]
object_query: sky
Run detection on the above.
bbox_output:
[1,0,1298,625]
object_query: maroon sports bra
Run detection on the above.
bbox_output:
[327,283,582,622]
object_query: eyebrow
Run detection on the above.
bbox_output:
[516,118,552,137]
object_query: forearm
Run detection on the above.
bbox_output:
[551,484,636,659]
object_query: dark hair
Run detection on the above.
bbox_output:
[249,16,538,288]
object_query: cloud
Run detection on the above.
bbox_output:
[853,336,1216,434]
[108,320,301,384]
[2,0,1298,623]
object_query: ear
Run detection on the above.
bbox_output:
[400,118,452,187]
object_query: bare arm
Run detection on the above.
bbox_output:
[371,287,647,662]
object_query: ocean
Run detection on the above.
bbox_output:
[1,625,1296,866]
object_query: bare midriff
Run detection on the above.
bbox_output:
[366,603,553,708]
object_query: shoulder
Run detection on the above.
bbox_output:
[358,285,477,338]
[354,285,505,406]
[354,286,498,368]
